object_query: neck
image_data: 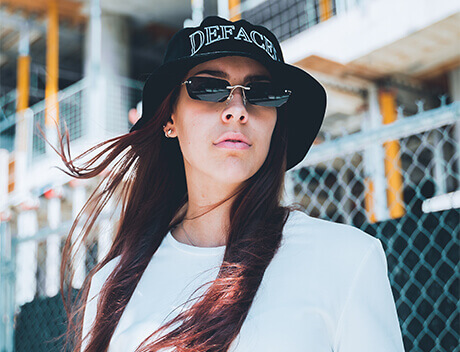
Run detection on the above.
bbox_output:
[174,165,243,247]
[172,200,231,248]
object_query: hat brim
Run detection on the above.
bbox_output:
[130,52,327,170]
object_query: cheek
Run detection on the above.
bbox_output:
[252,111,277,161]
[176,111,213,157]
[263,111,278,144]
[179,121,201,150]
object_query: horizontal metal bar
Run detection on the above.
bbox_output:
[26,77,89,114]
[292,101,460,169]
[12,221,72,245]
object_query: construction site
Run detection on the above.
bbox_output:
[0,0,459,351]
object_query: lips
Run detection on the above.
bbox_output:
[214,141,250,150]
[214,132,252,146]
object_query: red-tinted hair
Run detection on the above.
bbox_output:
[52,75,300,351]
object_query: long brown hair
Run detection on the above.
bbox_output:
[53,68,300,351]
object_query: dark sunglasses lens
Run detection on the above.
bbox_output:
[186,77,229,102]
[246,82,291,107]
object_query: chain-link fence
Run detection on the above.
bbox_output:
[1,98,459,351]
[285,100,459,351]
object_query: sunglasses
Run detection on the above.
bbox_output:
[181,76,292,107]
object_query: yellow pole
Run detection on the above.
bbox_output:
[45,0,59,127]
[364,178,377,223]
[17,56,30,113]
[16,54,31,154]
[229,0,241,21]
[379,89,405,219]
[319,0,332,22]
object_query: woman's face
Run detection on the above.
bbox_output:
[164,56,277,187]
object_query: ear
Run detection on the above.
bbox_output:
[163,117,177,138]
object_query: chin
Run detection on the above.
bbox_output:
[213,163,260,183]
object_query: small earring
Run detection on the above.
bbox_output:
[164,129,173,138]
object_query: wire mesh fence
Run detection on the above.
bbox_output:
[285,102,459,351]
[1,97,459,351]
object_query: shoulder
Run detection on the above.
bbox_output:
[271,210,390,312]
[283,209,381,254]
[279,209,385,279]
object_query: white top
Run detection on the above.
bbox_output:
[82,209,405,352]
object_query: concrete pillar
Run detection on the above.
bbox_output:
[16,200,39,306]
[45,0,60,155]
[83,3,130,141]
[71,184,87,289]
[99,14,130,79]
[45,188,62,297]
[185,0,204,27]
[14,109,33,193]
[102,13,130,135]
[14,108,38,306]
[217,0,230,19]
[84,0,103,143]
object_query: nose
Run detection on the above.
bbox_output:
[222,87,249,124]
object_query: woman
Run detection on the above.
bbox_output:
[58,16,405,352]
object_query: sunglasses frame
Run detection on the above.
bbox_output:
[181,76,292,107]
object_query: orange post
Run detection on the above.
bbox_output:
[364,178,377,223]
[15,54,31,155]
[229,0,241,21]
[16,55,30,112]
[319,0,333,22]
[379,89,405,219]
[45,0,59,127]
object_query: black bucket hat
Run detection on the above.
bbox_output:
[130,15,327,170]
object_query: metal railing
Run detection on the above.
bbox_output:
[27,75,143,165]
[235,0,380,41]
[0,89,18,152]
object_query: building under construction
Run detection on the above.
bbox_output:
[0,0,459,351]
